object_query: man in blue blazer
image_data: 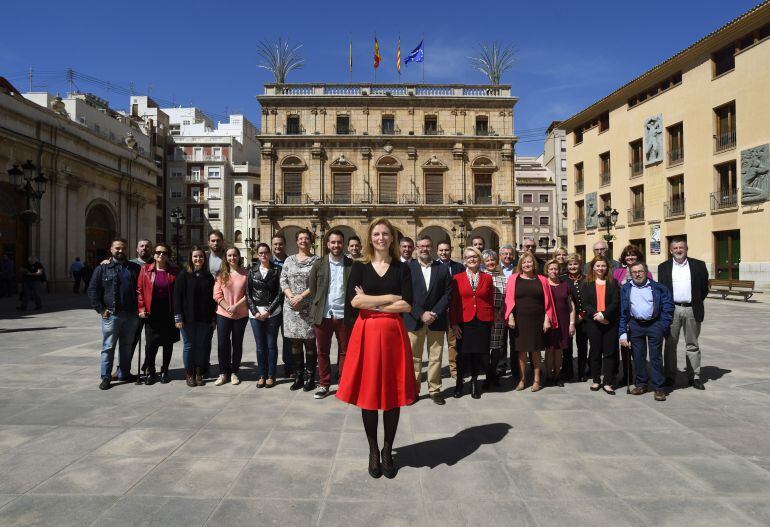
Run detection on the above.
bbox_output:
[619,261,675,401]
[405,235,452,405]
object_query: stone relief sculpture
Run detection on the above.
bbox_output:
[644,114,663,165]
[585,192,598,229]
[741,144,769,204]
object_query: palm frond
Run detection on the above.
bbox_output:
[469,41,516,85]
[257,37,305,84]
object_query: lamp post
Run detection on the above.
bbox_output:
[169,207,186,262]
[539,237,557,258]
[450,222,466,259]
[7,160,48,258]
[597,206,620,257]
[244,236,256,264]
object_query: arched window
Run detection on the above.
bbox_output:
[234,230,243,243]
[235,206,242,219]
[234,183,243,196]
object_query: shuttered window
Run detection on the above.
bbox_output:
[333,173,351,204]
[425,173,443,204]
[474,174,492,204]
[379,173,397,204]
[283,172,302,204]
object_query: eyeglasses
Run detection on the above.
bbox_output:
[155,251,169,256]
[464,255,479,260]
[630,269,647,275]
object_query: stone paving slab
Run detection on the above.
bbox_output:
[0,293,769,526]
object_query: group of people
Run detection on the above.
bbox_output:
[85,221,709,479]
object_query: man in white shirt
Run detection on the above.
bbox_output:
[657,238,709,390]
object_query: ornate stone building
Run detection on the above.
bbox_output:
[255,84,518,256]
[0,79,160,292]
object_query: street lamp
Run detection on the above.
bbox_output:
[7,160,48,257]
[169,207,186,262]
[451,222,466,259]
[244,236,256,264]
[539,237,557,258]
[597,206,620,243]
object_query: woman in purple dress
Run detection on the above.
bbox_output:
[544,260,575,387]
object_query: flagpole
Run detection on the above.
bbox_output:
[373,33,376,83]
[422,34,425,84]
[349,35,353,83]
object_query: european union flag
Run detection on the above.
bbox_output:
[404,40,424,65]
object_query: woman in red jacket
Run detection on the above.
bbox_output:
[504,252,559,392]
[450,247,496,399]
[137,243,180,384]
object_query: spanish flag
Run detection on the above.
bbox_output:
[374,35,381,68]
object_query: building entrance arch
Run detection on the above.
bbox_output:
[85,202,116,265]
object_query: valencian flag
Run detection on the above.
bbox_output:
[404,40,424,65]
[374,35,381,68]
[396,36,401,74]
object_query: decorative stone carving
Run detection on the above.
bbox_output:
[330,153,356,171]
[421,155,448,171]
[383,144,393,153]
[644,114,663,165]
[741,144,769,204]
[585,192,598,229]
[407,147,417,160]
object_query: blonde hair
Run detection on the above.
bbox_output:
[516,252,538,278]
[566,252,583,265]
[463,246,483,261]
[553,247,568,258]
[217,247,242,286]
[545,259,560,274]
[362,217,401,263]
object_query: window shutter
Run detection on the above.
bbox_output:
[333,173,351,203]
[284,172,302,203]
[379,173,397,203]
[425,173,443,204]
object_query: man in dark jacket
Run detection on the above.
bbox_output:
[619,262,674,401]
[405,235,452,404]
[87,238,141,390]
[657,237,709,389]
[308,230,354,399]
[437,241,465,380]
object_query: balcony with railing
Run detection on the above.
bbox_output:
[379,125,401,135]
[715,130,736,152]
[630,162,643,178]
[599,172,611,187]
[423,126,444,136]
[277,193,312,205]
[474,126,497,136]
[710,190,738,211]
[628,207,645,224]
[664,199,686,219]
[668,148,684,166]
[263,83,513,98]
[334,125,356,135]
[573,218,586,233]
[465,193,503,205]
[284,123,305,135]
[324,192,374,204]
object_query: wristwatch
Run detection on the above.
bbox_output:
[374,305,382,312]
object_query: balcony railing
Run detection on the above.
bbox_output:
[628,207,645,224]
[378,193,398,204]
[710,190,738,211]
[600,172,611,186]
[575,180,584,194]
[664,199,685,218]
[278,193,311,205]
[466,193,503,205]
[423,126,444,135]
[630,161,643,178]
[574,218,586,232]
[379,125,401,135]
[715,130,736,152]
[263,83,513,98]
[334,125,356,135]
[285,124,305,135]
[474,126,496,136]
[668,148,684,166]
[324,193,374,204]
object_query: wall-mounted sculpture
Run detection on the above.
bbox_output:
[741,144,769,204]
[644,114,663,165]
[585,192,598,229]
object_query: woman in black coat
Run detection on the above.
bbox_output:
[174,246,217,387]
[247,243,284,388]
[581,256,620,395]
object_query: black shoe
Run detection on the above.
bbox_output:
[290,372,305,391]
[160,372,170,384]
[303,377,316,392]
[664,378,675,388]
[99,378,111,390]
[145,373,156,386]
[119,373,138,383]
[482,378,491,390]
[557,378,565,387]
[368,449,382,479]
[602,385,616,395]
[430,393,446,405]
[453,380,464,398]
[381,447,396,479]
[691,379,705,390]
[471,379,481,399]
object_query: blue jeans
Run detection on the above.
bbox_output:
[181,321,213,370]
[216,315,248,376]
[100,312,139,380]
[20,281,42,309]
[251,315,281,378]
[629,319,666,390]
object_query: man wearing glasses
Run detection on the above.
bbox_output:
[618,261,674,401]
[584,240,620,273]
[520,238,545,274]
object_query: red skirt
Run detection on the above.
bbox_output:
[336,310,417,410]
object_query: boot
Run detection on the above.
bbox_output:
[471,376,481,399]
[453,377,464,398]
[185,368,196,387]
[290,369,305,391]
[195,368,205,386]
[303,367,316,392]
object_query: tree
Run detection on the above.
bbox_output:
[469,42,516,85]
[257,37,305,84]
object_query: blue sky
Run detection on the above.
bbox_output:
[0,0,761,155]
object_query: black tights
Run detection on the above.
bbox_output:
[291,338,317,374]
[145,343,172,374]
[361,408,400,454]
[459,354,483,380]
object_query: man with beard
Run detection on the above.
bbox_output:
[88,238,141,389]
[308,230,354,399]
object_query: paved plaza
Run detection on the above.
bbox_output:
[0,293,769,526]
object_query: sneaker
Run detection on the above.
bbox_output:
[314,386,330,399]
[214,374,227,386]
[231,373,241,385]
[99,378,111,390]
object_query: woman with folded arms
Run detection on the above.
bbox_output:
[174,246,216,387]
[247,243,284,388]
[213,247,249,386]
[581,256,621,395]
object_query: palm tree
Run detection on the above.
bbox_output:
[469,42,516,85]
[257,37,305,84]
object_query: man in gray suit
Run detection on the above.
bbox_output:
[308,230,355,399]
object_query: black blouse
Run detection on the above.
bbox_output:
[346,260,413,320]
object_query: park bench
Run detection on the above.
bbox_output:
[708,278,759,301]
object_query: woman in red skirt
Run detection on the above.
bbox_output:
[336,217,416,479]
